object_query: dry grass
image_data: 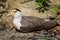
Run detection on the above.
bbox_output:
[0,0,60,31]
[0,14,14,30]
[0,1,60,40]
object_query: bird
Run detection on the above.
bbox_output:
[7,8,58,32]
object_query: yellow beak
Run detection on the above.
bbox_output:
[7,12,15,16]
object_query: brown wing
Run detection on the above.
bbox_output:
[20,16,57,32]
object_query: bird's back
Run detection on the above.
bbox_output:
[20,16,57,32]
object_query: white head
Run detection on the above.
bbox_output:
[7,8,22,17]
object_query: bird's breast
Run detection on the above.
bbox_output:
[13,18,22,29]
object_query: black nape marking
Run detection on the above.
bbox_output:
[12,8,21,12]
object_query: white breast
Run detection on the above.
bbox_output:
[13,11,22,30]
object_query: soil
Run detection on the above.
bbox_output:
[0,28,60,40]
[0,0,60,40]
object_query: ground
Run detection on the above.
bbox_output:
[0,0,60,40]
[0,28,60,40]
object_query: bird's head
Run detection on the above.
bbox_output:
[7,8,21,16]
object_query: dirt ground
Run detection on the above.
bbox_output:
[0,27,60,40]
[0,0,60,40]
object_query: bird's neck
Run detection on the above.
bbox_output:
[14,11,22,22]
[13,11,22,30]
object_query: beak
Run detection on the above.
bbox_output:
[7,12,15,17]
[7,13,12,16]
